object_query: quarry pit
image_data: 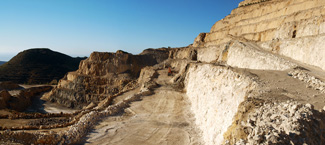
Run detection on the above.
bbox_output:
[1,0,325,144]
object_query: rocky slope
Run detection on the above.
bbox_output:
[45,49,169,108]
[0,48,86,84]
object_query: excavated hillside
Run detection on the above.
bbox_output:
[44,49,169,109]
[1,0,325,144]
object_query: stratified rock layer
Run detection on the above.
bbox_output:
[194,0,325,70]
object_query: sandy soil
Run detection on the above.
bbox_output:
[83,69,203,145]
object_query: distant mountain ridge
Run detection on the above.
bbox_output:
[0,48,86,84]
[0,61,6,66]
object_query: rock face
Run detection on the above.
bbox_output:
[169,47,197,61]
[183,63,259,145]
[47,49,169,108]
[193,0,325,70]
[0,48,86,84]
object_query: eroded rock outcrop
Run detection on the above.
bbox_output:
[47,49,169,108]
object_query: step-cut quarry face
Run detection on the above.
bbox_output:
[194,0,325,70]
[184,63,258,145]
[204,0,325,44]
[46,50,169,109]
[198,40,298,70]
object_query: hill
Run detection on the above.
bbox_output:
[0,61,6,66]
[0,48,86,84]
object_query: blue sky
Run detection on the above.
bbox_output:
[0,0,242,61]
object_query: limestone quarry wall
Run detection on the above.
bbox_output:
[207,0,325,43]
[197,40,297,71]
[184,63,258,145]
[224,41,297,70]
[261,35,325,70]
[194,0,325,70]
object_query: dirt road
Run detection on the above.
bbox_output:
[83,69,202,145]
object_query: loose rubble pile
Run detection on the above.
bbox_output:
[0,112,72,120]
[233,101,325,145]
[28,118,71,126]
[289,68,325,93]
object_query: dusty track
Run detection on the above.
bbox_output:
[83,69,202,145]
